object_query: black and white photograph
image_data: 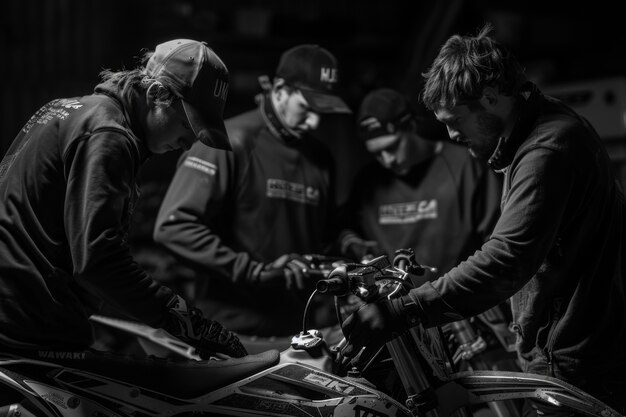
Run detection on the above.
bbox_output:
[1,1,625,416]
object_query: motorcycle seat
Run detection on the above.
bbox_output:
[5,348,282,399]
[86,348,282,398]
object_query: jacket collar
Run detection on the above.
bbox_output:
[488,82,543,171]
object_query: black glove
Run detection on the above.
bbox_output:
[340,233,382,262]
[341,296,419,364]
[255,254,311,291]
[164,295,248,358]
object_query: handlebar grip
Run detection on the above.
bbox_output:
[316,265,349,295]
[258,269,285,279]
[316,277,347,294]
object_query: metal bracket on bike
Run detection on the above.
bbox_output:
[291,329,325,351]
[405,389,438,415]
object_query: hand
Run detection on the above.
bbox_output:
[257,254,311,291]
[164,295,248,358]
[341,234,382,262]
[340,298,409,364]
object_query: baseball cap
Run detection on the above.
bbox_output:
[275,44,351,114]
[357,88,413,143]
[146,39,231,150]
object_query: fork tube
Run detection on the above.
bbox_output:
[386,334,439,416]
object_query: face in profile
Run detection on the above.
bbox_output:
[366,132,413,176]
[144,99,197,154]
[435,104,503,160]
[274,88,321,136]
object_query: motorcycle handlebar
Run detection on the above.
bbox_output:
[258,266,327,284]
[316,265,349,296]
[316,276,346,294]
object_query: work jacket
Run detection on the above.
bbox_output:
[410,84,626,383]
[0,79,174,349]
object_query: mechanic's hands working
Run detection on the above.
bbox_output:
[340,297,409,365]
[341,234,382,262]
[164,295,248,358]
[256,253,311,291]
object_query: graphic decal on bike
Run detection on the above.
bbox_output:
[303,373,357,395]
[38,351,87,360]
[214,392,333,417]
[271,364,370,396]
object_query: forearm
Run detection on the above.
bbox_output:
[153,219,259,283]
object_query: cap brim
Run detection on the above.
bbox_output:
[300,90,352,114]
[182,100,232,151]
[364,134,399,153]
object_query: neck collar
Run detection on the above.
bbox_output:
[257,92,301,143]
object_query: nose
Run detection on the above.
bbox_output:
[447,126,463,143]
[380,150,395,167]
[303,111,320,131]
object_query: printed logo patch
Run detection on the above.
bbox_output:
[266,179,320,205]
[21,99,83,135]
[320,67,338,83]
[183,156,217,176]
[379,199,437,224]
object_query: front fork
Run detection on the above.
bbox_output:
[386,330,472,417]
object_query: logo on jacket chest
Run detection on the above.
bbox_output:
[379,199,437,224]
[266,178,320,206]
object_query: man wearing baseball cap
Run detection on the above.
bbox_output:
[154,44,351,343]
[338,88,502,285]
[0,39,249,366]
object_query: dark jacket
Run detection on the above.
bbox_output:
[0,80,175,349]
[342,142,501,282]
[410,86,626,382]
[153,104,336,336]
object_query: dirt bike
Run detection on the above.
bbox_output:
[313,249,625,417]
[0,318,412,417]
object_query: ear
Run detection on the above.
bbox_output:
[145,81,163,108]
[480,86,499,108]
[272,77,290,95]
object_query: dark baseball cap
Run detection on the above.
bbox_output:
[357,88,413,142]
[146,39,231,150]
[275,44,351,114]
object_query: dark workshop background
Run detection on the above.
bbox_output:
[2,0,626,283]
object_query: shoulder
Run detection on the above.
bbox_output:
[224,108,266,153]
[57,95,143,161]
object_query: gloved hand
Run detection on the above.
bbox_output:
[340,233,382,262]
[163,295,248,358]
[255,253,311,291]
[341,296,417,365]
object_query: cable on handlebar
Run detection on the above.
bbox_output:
[301,289,318,333]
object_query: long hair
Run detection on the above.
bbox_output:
[421,23,527,111]
[98,50,178,105]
